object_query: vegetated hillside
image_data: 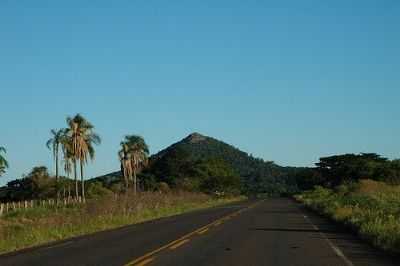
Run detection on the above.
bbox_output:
[90,171,122,187]
[0,133,302,201]
[149,133,301,195]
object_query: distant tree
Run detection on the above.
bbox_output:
[0,146,9,176]
[86,181,113,199]
[294,168,325,191]
[118,142,133,190]
[150,147,195,185]
[61,132,76,197]
[28,166,54,198]
[196,158,242,195]
[316,153,394,187]
[46,129,65,198]
[5,166,55,201]
[119,135,149,194]
[66,114,101,201]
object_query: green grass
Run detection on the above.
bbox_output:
[0,192,245,254]
[295,180,400,254]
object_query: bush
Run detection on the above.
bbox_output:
[296,180,400,254]
[86,182,113,199]
[157,182,170,193]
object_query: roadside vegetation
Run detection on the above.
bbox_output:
[0,191,244,254]
[296,180,400,253]
[295,154,400,254]
[0,115,247,254]
[3,113,400,256]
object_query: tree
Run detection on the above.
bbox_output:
[86,181,113,199]
[196,158,242,195]
[119,135,149,194]
[62,138,74,198]
[315,153,396,187]
[150,147,194,185]
[60,131,79,198]
[118,142,132,191]
[46,129,65,198]
[0,146,8,176]
[5,166,55,201]
[66,114,101,201]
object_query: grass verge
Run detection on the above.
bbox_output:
[295,179,400,254]
[0,192,245,254]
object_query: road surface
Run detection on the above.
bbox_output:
[0,198,397,266]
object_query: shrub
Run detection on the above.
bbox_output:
[297,180,400,254]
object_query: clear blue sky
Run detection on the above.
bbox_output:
[1,0,399,185]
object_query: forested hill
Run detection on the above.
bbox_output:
[89,133,302,195]
[0,133,304,201]
[150,133,301,195]
[153,133,273,176]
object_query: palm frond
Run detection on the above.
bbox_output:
[0,146,9,174]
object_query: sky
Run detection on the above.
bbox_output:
[1,0,399,185]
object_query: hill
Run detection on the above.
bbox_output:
[0,133,299,198]
[147,133,301,195]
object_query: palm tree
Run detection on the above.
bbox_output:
[46,129,65,197]
[60,132,79,199]
[66,114,101,201]
[0,146,9,176]
[119,135,149,194]
[62,138,74,198]
[118,142,131,191]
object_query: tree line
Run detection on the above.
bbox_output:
[294,153,400,191]
[0,113,153,202]
[1,129,245,202]
[3,120,399,201]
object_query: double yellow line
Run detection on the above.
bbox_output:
[124,201,261,266]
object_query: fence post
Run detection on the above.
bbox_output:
[0,203,3,217]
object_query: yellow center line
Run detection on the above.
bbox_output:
[124,200,263,266]
[169,239,190,250]
[135,257,154,266]
[197,228,209,235]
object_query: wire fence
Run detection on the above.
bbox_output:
[0,197,84,216]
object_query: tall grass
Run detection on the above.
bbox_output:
[0,191,245,254]
[296,180,400,254]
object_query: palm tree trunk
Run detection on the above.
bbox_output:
[133,169,137,195]
[73,159,78,200]
[80,161,85,202]
[55,145,59,200]
[124,171,129,191]
[121,163,129,191]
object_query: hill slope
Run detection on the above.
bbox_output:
[149,133,300,195]
[153,133,271,176]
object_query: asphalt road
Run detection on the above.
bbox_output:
[0,198,397,266]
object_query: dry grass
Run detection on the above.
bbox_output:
[0,191,245,254]
[296,180,400,254]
